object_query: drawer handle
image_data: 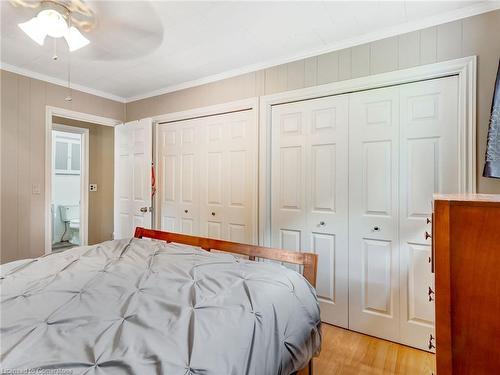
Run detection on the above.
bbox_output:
[184,209,188,213]
[211,212,215,216]
[426,217,431,224]
[428,286,435,302]
[428,334,436,350]
[425,231,432,240]
[319,221,325,226]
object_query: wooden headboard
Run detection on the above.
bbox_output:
[134,227,318,287]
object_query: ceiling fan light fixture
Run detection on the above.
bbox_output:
[64,26,89,52]
[37,8,68,38]
[18,17,47,45]
[17,1,90,51]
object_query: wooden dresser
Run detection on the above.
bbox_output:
[433,194,500,374]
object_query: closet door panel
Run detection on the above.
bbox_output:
[307,95,349,327]
[311,233,336,301]
[271,95,349,327]
[200,120,227,239]
[159,125,179,232]
[399,76,459,350]
[226,113,255,243]
[363,141,393,216]
[161,152,178,232]
[158,120,200,235]
[199,111,257,244]
[178,121,199,235]
[362,239,393,314]
[349,86,400,341]
[271,102,308,252]
[206,152,223,205]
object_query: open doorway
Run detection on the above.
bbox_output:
[51,125,88,251]
[45,107,121,254]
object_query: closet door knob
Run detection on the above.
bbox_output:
[140,207,148,213]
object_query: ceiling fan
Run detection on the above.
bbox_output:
[8,0,164,61]
[9,0,95,51]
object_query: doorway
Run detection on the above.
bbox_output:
[45,107,121,254]
[51,125,89,251]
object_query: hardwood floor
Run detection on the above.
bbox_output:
[313,324,435,375]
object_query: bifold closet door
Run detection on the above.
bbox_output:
[157,119,200,235]
[398,76,459,351]
[270,95,349,327]
[348,86,401,342]
[198,110,257,244]
[157,110,257,244]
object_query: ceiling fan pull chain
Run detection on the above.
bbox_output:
[65,15,73,102]
[52,37,58,61]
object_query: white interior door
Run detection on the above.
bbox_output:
[114,118,153,239]
[271,95,349,327]
[198,110,257,244]
[157,119,200,235]
[399,76,459,351]
[348,86,400,341]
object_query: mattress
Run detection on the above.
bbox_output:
[0,238,321,374]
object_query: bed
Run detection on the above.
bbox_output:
[0,227,321,375]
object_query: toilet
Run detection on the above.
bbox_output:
[60,205,80,245]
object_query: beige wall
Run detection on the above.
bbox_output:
[126,10,500,195]
[53,116,114,246]
[0,70,124,263]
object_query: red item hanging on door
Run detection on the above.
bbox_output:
[151,163,156,197]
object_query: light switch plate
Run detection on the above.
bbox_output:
[32,183,41,195]
[89,184,97,192]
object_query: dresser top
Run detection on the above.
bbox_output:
[433,193,500,203]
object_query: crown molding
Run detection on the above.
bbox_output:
[0,62,126,103]
[125,2,499,103]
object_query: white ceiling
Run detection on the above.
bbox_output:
[1,1,499,102]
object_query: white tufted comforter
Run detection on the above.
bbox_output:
[0,238,321,375]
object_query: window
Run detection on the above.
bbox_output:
[53,132,81,175]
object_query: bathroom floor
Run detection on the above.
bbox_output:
[52,241,78,252]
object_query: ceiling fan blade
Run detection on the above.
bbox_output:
[76,1,164,61]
